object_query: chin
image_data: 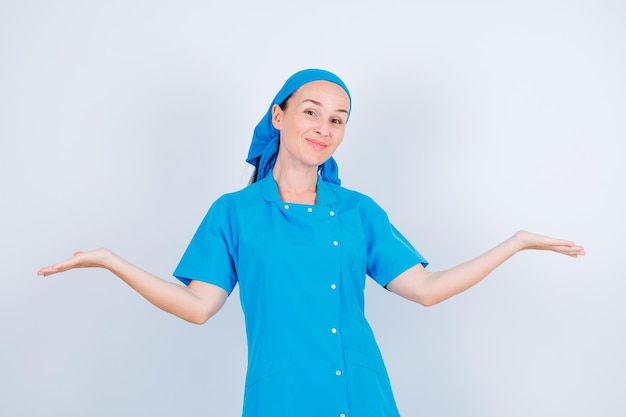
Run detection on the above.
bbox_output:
[309,156,332,168]
[296,153,326,167]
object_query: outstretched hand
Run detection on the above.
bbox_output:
[37,249,114,277]
[513,230,585,258]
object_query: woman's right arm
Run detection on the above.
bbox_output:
[37,249,228,324]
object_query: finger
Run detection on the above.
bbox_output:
[544,237,576,247]
[551,245,585,256]
[37,264,66,276]
[37,264,63,276]
[37,254,81,276]
[37,266,53,276]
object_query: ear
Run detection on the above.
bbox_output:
[271,104,283,130]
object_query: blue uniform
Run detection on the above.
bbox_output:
[174,175,428,417]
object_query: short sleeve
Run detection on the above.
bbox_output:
[363,198,428,287]
[173,196,238,294]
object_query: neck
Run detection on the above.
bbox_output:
[272,159,318,204]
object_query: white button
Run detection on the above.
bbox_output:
[340,414,346,417]
[329,211,335,216]
[332,241,339,246]
[331,328,337,334]
[284,204,289,210]
[307,207,313,213]
[335,370,342,376]
[330,283,337,290]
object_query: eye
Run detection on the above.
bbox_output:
[331,118,343,125]
[305,110,316,117]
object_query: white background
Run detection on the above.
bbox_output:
[1,1,624,416]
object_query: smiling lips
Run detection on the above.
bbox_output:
[305,138,328,151]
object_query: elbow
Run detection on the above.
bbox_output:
[388,266,444,307]
[187,315,208,325]
[185,306,220,325]
[405,291,436,307]
[405,288,445,307]
[187,313,211,325]
[181,283,228,325]
[394,291,437,307]
[408,280,448,307]
[417,295,442,307]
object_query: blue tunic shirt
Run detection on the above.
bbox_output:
[174,175,428,417]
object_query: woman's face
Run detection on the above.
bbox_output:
[272,80,350,171]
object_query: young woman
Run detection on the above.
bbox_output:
[38,69,585,417]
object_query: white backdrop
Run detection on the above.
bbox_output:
[1,1,624,416]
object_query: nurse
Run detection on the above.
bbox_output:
[38,69,585,416]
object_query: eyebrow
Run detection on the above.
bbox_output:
[302,99,349,114]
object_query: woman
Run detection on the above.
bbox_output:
[38,69,585,417]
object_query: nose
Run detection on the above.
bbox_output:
[315,120,331,137]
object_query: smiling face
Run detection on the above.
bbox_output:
[271,80,350,172]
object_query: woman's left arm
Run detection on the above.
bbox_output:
[386,230,585,306]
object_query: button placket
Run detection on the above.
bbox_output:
[323,203,347,411]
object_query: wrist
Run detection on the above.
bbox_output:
[99,248,118,271]
[510,230,529,253]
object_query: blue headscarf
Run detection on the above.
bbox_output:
[246,69,351,185]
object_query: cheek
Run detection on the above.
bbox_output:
[332,128,346,143]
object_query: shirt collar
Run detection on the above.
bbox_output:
[260,172,337,205]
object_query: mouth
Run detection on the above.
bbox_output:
[305,138,328,151]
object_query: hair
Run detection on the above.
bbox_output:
[278,93,292,111]
[248,94,293,185]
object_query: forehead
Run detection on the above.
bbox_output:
[292,80,351,110]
